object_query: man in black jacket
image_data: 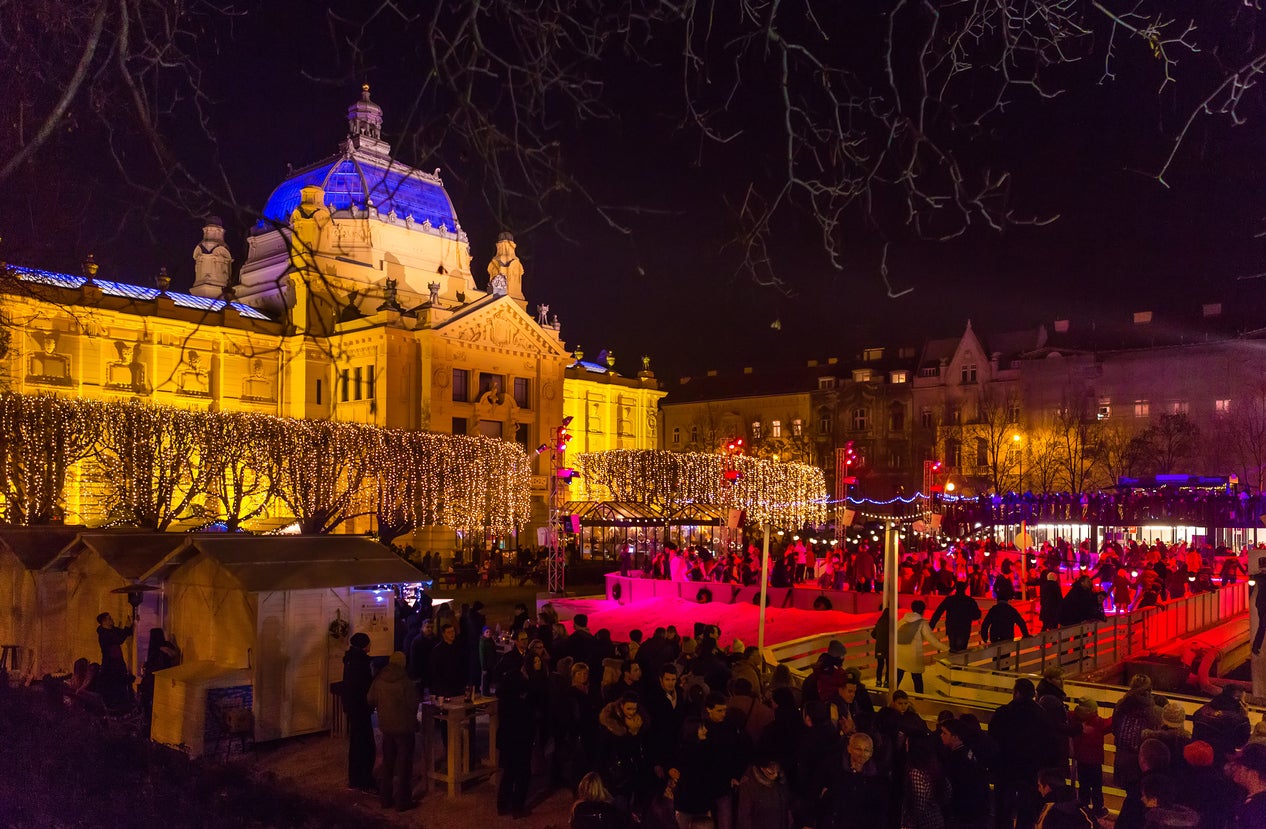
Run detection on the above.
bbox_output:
[929,582,982,652]
[990,679,1058,829]
[1038,568,1064,631]
[1035,768,1095,829]
[643,664,685,775]
[980,597,1030,644]
[342,632,376,791]
[940,718,991,829]
[428,622,466,699]
[1058,576,1106,627]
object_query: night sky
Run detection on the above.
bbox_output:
[3,4,1264,378]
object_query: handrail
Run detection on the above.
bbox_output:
[765,584,1248,684]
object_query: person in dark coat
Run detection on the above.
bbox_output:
[940,718,991,829]
[428,622,466,699]
[1038,568,1064,631]
[1035,768,1096,829]
[1058,576,1106,627]
[495,641,536,817]
[871,607,893,686]
[570,771,627,829]
[95,611,135,711]
[366,651,420,811]
[564,614,599,670]
[1191,685,1252,764]
[407,619,436,687]
[989,678,1058,829]
[929,583,982,652]
[980,597,1029,644]
[597,692,653,812]
[341,632,376,791]
[643,664,686,775]
[137,627,179,728]
[464,601,486,689]
[735,753,792,829]
[818,732,890,829]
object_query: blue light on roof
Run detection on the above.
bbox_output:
[6,265,271,321]
[260,156,457,231]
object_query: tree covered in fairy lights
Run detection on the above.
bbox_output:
[0,392,532,536]
[575,449,827,529]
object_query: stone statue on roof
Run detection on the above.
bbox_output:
[486,232,524,301]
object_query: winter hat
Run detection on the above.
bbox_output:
[1042,664,1065,680]
[827,640,846,660]
[1161,702,1187,729]
[1128,673,1153,692]
[350,632,371,648]
[730,639,746,654]
[388,651,405,667]
[1075,697,1097,718]
[1138,738,1172,774]
[1182,740,1215,768]
[681,637,697,655]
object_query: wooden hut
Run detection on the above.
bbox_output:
[143,535,422,746]
[0,526,84,678]
[42,531,188,677]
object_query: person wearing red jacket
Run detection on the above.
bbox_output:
[1069,697,1112,817]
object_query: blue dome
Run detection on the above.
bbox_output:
[260,155,458,230]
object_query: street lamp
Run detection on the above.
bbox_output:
[1012,432,1029,597]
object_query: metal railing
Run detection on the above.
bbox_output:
[764,583,1248,683]
[946,584,1248,677]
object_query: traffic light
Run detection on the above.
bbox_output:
[931,460,943,473]
[844,441,857,467]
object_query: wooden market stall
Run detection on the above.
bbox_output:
[0,526,84,679]
[142,535,423,748]
[42,531,188,678]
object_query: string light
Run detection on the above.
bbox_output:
[0,391,531,535]
[574,449,827,528]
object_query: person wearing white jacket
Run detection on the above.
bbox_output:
[895,600,947,694]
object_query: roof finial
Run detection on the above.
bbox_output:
[362,83,371,100]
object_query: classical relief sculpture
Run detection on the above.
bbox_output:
[486,232,524,299]
[241,357,273,401]
[27,331,70,385]
[106,340,149,393]
[178,350,210,395]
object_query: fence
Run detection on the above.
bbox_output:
[763,583,1248,683]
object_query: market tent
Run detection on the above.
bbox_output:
[43,531,188,676]
[143,535,423,743]
[0,526,84,678]
[561,500,665,526]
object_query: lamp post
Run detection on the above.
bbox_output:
[1012,432,1028,598]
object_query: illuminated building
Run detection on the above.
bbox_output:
[0,88,571,548]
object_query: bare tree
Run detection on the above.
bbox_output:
[200,410,280,532]
[1054,396,1100,494]
[961,389,1020,493]
[1222,391,1266,491]
[1026,425,1064,494]
[1094,420,1142,486]
[1130,413,1201,475]
[96,400,208,530]
[271,418,376,534]
[0,393,102,523]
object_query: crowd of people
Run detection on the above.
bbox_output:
[342,591,1266,829]
[935,487,1266,532]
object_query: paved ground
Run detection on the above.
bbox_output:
[250,727,575,829]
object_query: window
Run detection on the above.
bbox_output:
[690,425,699,443]
[1170,400,1188,415]
[316,378,323,405]
[889,371,909,384]
[514,423,530,448]
[961,364,977,383]
[340,369,349,402]
[863,347,884,362]
[921,408,934,428]
[672,427,681,444]
[852,369,874,383]
[751,421,762,439]
[353,367,363,400]
[771,420,782,438]
[888,451,902,470]
[1007,400,1021,423]
[946,439,962,467]
[1098,404,1111,421]
[889,402,905,432]
[947,405,961,425]
[1216,399,1232,414]
[819,411,832,434]
[1134,399,1149,418]
[366,366,375,400]
[975,437,988,468]
[452,369,469,402]
[513,377,530,408]
[792,418,803,436]
[818,377,837,390]
[851,408,870,431]
[452,417,468,435]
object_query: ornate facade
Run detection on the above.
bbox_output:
[0,89,572,545]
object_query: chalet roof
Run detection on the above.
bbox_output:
[0,526,86,570]
[44,531,190,578]
[143,535,423,592]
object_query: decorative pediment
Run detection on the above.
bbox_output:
[439,298,566,358]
